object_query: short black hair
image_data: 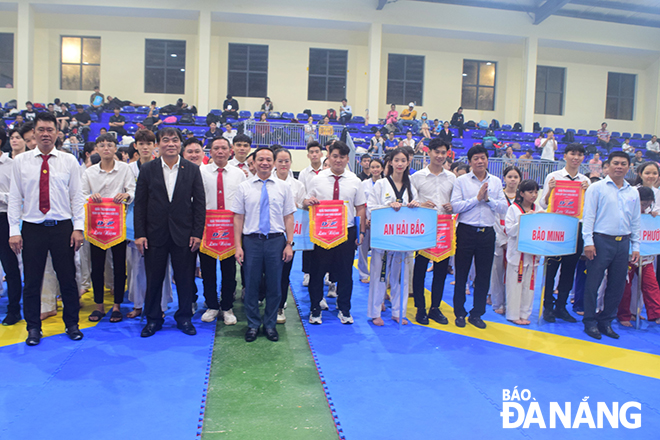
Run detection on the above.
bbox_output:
[328,140,350,157]
[232,133,252,146]
[467,145,488,161]
[127,143,139,159]
[83,141,96,156]
[209,137,231,149]
[608,151,630,165]
[564,143,586,155]
[134,129,156,143]
[76,104,84,110]
[503,165,522,180]
[275,148,292,159]
[156,127,183,143]
[428,138,449,151]
[360,154,371,161]
[254,146,275,160]
[95,133,118,145]
[183,137,203,149]
[306,141,322,152]
[89,153,101,165]
[34,112,57,127]
[638,186,655,203]
[19,121,34,139]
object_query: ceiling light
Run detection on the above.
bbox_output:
[462,73,467,76]
[180,69,185,72]
[486,62,492,65]
[171,54,177,57]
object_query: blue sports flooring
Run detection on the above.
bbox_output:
[290,255,660,439]
[0,278,215,440]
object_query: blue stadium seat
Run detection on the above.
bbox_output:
[471,130,485,139]
[312,114,324,121]
[643,134,653,140]
[89,113,99,122]
[135,106,149,114]
[577,129,587,136]
[254,111,264,119]
[522,133,535,142]
[554,128,565,134]
[359,126,372,133]
[133,115,146,124]
[239,111,251,119]
[192,127,206,137]
[226,118,237,124]
[500,132,515,141]
[195,116,207,126]
[588,130,598,136]
[269,112,281,119]
[451,139,463,148]
[122,106,135,113]
[281,112,294,119]
[632,133,642,139]
[296,113,308,120]
[621,132,632,139]
[351,116,365,124]
[210,109,223,116]
[124,123,138,135]
[501,124,512,131]
[542,127,552,133]
[611,131,621,138]
[566,128,576,134]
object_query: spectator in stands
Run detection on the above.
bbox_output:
[7,129,26,157]
[384,131,398,151]
[71,105,91,141]
[622,137,634,157]
[437,121,453,145]
[431,119,441,136]
[106,95,139,110]
[597,122,616,153]
[534,132,543,148]
[385,104,399,133]
[222,94,239,120]
[368,130,383,156]
[339,99,352,125]
[90,86,104,118]
[63,135,80,153]
[223,123,237,144]
[53,98,62,113]
[261,97,274,116]
[502,145,516,165]
[632,150,645,169]
[56,103,71,132]
[22,102,36,122]
[143,102,162,131]
[588,153,602,177]
[646,135,660,161]
[419,113,431,139]
[108,107,127,137]
[357,155,371,181]
[204,121,220,144]
[400,103,418,132]
[9,114,24,130]
[182,137,207,166]
[47,103,55,117]
[539,130,557,161]
[601,159,610,178]
[304,116,316,143]
[175,98,194,114]
[450,106,466,138]
[399,130,415,149]
[182,129,195,142]
[255,112,270,146]
[99,127,108,135]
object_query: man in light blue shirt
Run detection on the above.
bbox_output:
[582,151,640,340]
[450,145,508,329]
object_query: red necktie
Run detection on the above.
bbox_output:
[333,175,341,200]
[238,163,244,169]
[217,168,225,210]
[39,155,51,214]
[313,169,320,175]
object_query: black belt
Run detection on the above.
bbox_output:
[594,232,630,242]
[26,219,70,227]
[245,232,284,240]
[458,223,493,233]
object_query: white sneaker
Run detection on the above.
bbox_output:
[319,298,329,310]
[277,308,286,324]
[303,273,310,287]
[324,273,331,286]
[338,311,354,324]
[223,309,237,325]
[309,313,322,324]
[327,283,337,298]
[201,308,219,322]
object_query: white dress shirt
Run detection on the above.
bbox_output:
[0,153,13,212]
[646,140,660,153]
[298,164,323,190]
[541,139,557,161]
[128,160,141,179]
[450,171,508,227]
[82,160,136,204]
[162,156,180,202]
[200,162,246,210]
[228,158,253,178]
[306,168,367,228]
[410,166,456,215]
[8,147,85,236]
[231,174,297,235]
[275,172,306,209]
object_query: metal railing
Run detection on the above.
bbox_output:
[242,120,344,149]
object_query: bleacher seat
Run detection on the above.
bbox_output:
[135,106,149,114]
[501,124,512,131]
[554,128,565,134]
[522,133,535,142]
[566,129,576,134]
[239,111,251,119]
[577,129,587,136]
[281,112,294,119]
[542,127,552,133]
[452,139,463,148]
[82,105,90,111]
[632,133,642,139]
[351,116,365,124]
[226,118,237,124]
[269,112,281,119]
[359,126,373,133]
[621,132,631,139]
[254,111,264,119]
[471,130,485,139]
[296,113,308,121]
[4,101,16,109]
[194,116,207,126]
[312,114,324,121]
[643,134,653,140]
[89,113,99,122]
[210,109,223,116]
[192,127,206,137]
[121,106,135,113]
[133,115,146,124]
[588,130,598,136]
[611,131,621,138]
[499,132,515,141]
[124,123,138,135]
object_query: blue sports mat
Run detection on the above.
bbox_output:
[0,279,215,440]
[290,254,660,439]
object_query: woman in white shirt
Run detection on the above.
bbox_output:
[367,148,419,326]
[504,179,543,325]
[273,148,306,324]
[399,130,416,149]
[304,116,316,143]
[634,161,660,211]
[358,159,383,283]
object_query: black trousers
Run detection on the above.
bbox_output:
[22,220,79,331]
[543,223,583,310]
[302,250,311,274]
[0,213,21,316]
[453,223,495,318]
[109,127,128,137]
[413,253,450,311]
[281,253,295,308]
[308,227,357,314]
[199,252,236,311]
[90,241,127,305]
[144,236,196,325]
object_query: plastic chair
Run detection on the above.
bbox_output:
[121,106,135,113]
[554,128,565,135]
[124,123,138,135]
[577,130,587,136]
[239,111,251,119]
[632,133,642,139]
[351,116,366,124]
[312,114,324,121]
[281,112,294,119]
[296,113,309,121]
[135,106,149,114]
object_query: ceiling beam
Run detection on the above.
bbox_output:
[377,0,388,10]
[569,0,660,16]
[534,0,572,24]
[555,9,660,28]
[413,0,534,13]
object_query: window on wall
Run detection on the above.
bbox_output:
[461,60,496,111]
[144,39,186,94]
[535,66,565,116]
[386,54,424,106]
[60,36,100,91]
[308,48,348,102]
[0,33,13,88]
[227,43,268,98]
[606,72,635,121]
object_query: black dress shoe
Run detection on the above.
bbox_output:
[554,307,577,323]
[455,316,466,328]
[584,326,602,340]
[141,322,162,338]
[2,312,22,326]
[415,309,429,325]
[468,316,487,329]
[543,308,556,323]
[245,327,259,342]
[65,325,84,341]
[428,307,449,325]
[177,321,197,336]
[25,328,42,346]
[264,327,279,342]
[598,325,620,339]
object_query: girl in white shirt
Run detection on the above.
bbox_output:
[505,179,543,325]
[489,166,520,314]
[367,148,419,325]
[634,161,660,212]
[358,159,383,283]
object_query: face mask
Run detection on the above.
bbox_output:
[422,116,427,120]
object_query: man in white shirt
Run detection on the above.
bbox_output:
[199,137,246,325]
[304,141,367,325]
[411,139,456,325]
[232,147,295,342]
[8,112,85,346]
[222,123,237,144]
[229,134,252,178]
[540,130,557,161]
[646,135,660,161]
[339,99,353,125]
[0,148,22,326]
[539,143,590,324]
[450,145,508,329]
[82,133,135,323]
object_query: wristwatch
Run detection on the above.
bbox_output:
[286,241,295,246]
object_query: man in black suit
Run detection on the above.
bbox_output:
[134,127,206,337]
